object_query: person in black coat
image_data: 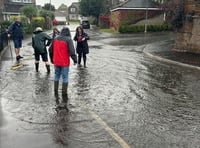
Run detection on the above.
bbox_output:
[73,26,89,68]
[52,27,60,39]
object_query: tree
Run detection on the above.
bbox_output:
[79,0,108,25]
[39,9,55,20]
[20,5,37,21]
[160,0,184,29]
[42,3,55,11]
[58,3,68,11]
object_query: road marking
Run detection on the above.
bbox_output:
[88,109,131,148]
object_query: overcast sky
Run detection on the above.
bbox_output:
[36,0,79,8]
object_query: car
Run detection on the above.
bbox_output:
[52,19,58,26]
[81,20,90,29]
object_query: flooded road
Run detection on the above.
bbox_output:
[1,26,200,148]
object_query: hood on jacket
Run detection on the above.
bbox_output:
[33,27,43,34]
[60,27,71,37]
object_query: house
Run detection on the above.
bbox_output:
[110,0,161,30]
[68,2,80,21]
[54,10,67,25]
[0,0,36,21]
[108,0,126,7]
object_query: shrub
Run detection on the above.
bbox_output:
[0,21,12,32]
[31,17,45,30]
[119,24,173,33]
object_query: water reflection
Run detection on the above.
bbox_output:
[0,99,3,127]
[74,67,91,104]
[51,109,70,146]
[34,73,51,96]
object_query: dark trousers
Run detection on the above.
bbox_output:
[78,53,86,65]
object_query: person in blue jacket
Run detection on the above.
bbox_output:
[8,17,24,62]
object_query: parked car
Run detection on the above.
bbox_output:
[80,20,90,29]
[52,19,58,26]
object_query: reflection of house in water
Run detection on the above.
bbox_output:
[0,0,36,20]
[68,2,80,21]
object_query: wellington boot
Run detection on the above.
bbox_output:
[46,64,50,74]
[54,93,60,105]
[83,57,87,68]
[35,63,39,72]
[62,83,68,102]
[54,81,59,95]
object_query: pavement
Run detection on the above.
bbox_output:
[144,43,200,71]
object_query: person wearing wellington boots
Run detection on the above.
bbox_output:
[49,27,77,103]
[32,27,52,73]
[73,26,89,68]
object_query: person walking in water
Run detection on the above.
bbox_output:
[8,17,24,62]
[73,26,89,68]
[49,27,77,102]
[32,27,52,73]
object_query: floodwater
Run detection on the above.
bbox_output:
[1,27,200,148]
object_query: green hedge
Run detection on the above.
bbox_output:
[0,21,12,32]
[119,24,173,33]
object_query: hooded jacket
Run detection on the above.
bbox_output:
[49,27,77,66]
[32,30,52,54]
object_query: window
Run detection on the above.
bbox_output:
[70,7,76,13]
[11,0,22,2]
[11,0,32,3]
[23,0,32,3]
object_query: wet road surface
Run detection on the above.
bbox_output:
[1,25,200,148]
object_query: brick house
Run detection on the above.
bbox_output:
[0,0,36,21]
[110,0,161,30]
[175,0,200,53]
[68,2,80,21]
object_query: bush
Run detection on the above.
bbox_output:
[24,24,34,34]
[119,24,173,33]
[31,17,45,30]
[0,21,12,32]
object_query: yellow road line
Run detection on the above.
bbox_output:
[88,109,131,148]
[10,54,34,70]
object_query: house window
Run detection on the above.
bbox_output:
[11,0,32,3]
[70,7,76,13]
[11,0,22,2]
[23,0,32,3]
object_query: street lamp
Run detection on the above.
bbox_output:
[144,0,148,33]
[144,8,148,33]
[49,0,51,11]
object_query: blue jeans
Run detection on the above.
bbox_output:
[54,66,69,83]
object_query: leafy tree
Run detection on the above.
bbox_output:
[58,3,68,11]
[79,0,108,25]
[42,3,55,11]
[160,0,184,29]
[20,5,37,21]
[39,9,55,20]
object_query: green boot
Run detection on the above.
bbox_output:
[54,81,59,95]
[62,83,68,103]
